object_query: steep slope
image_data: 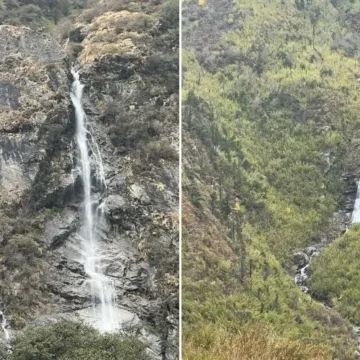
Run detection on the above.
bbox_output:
[0,0,178,359]
[182,0,360,358]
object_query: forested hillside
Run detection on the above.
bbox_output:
[0,0,79,27]
[182,0,360,358]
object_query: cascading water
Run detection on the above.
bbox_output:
[70,69,118,332]
[294,247,320,293]
[350,180,360,351]
[0,312,9,341]
[352,180,360,224]
[294,178,360,354]
[296,179,360,292]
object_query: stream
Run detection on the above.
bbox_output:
[70,69,119,332]
[294,179,360,354]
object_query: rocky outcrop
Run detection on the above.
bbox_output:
[0,26,64,62]
[0,25,70,208]
[0,5,178,359]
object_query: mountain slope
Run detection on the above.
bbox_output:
[182,0,360,358]
[0,0,179,358]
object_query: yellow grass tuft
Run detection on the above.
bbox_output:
[183,325,331,360]
[78,11,154,64]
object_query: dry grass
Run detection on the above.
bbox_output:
[78,11,154,63]
[183,325,331,360]
[182,198,234,258]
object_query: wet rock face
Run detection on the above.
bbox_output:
[74,59,178,360]
[0,9,178,358]
[0,26,71,208]
[0,83,20,110]
[293,252,309,268]
[0,25,64,62]
[293,245,321,293]
[292,161,360,300]
[64,12,179,355]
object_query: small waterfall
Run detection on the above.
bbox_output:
[294,247,320,293]
[70,69,118,332]
[0,312,9,341]
[294,179,360,354]
[296,178,360,292]
[352,180,360,224]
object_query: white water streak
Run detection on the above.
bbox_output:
[70,69,117,332]
[0,313,9,341]
[352,180,360,224]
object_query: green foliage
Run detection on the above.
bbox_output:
[0,215,46,328]
[0,0,76,28]
[310,225,360,325]
[157,0,179,48]
[182,217,356,358]
[9,320,149,360]
[160,0,179,30]
[183,0,360,262]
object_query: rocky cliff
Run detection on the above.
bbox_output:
[0,2,178,358]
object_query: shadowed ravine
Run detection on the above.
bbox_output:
[294,179,360,354]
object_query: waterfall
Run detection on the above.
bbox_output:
[70,69,118,332]
[352,180,360,224]
[0,312,9,341]
[294,247,320,293]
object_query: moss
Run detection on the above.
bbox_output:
[310,225,360,325]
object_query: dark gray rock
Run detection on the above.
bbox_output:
[293,252,309,268]
[106,194,128,212]
[130,184,151,204]
[44,210,78,249]
[0,83,20,110]
[0,20,178,359]
[69,27,86,43]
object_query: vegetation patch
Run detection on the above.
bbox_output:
[182,0,360,357]
[9,320,149,360]
[310,225,360,325]
[183,324,331,360]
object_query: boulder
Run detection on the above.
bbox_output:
[69,27,86,43]
[130,183,151,204]
[44,210,78,249]
[293,252,309,268]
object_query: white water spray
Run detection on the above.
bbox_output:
[0,312,9,341]
[70,69,117,332]
[352,180,360,224]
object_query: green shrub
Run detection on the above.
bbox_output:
[310,225,360,325]
[160,0,178,31]
[10,321,149,360]
[78,7,103,23]
[0,0,75,28]
[143,139,178,162]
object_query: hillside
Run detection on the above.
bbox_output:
[182,0,360,358]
